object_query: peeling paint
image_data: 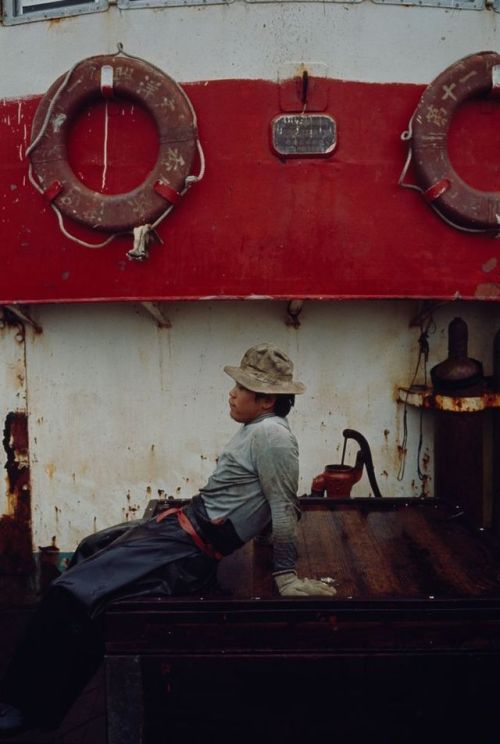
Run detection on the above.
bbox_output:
[0,412,34,603]
[39,536,61,592]
[482,258,498,274]
[475,283,500,299]
[0,308,26,343]
[52,112,67,133]
[45,463,56,479]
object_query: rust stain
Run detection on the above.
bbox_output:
[0,412,34,602]
[0,308,25,343]
[45,463,56,479]
[474,283,500,299]
[38,536,61,593]
[122,490,141,520]
[482,257,498,274]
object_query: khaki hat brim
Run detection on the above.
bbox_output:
[224,365,306,395]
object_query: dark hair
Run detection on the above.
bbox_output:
[255,393,295,417]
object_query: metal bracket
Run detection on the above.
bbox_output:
[285,300,303,328]
[141,302,172,328]
[278,63,329,113]
[1,305,43,334]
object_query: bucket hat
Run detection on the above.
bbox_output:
[224,343,305,395]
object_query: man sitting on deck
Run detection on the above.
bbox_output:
[0,342,336,736]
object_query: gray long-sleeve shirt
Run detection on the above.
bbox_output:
[199,413,299,573]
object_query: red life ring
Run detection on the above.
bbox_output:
[29,55,198,233]
[410,51,500,233]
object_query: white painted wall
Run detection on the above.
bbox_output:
[0,2,499,99]
[16,299,500,551]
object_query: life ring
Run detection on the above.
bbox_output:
[407,51,500,233]
[28,54,198,234]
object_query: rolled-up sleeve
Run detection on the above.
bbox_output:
[251,424,299,573]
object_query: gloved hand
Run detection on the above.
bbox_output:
[274,571,337,597]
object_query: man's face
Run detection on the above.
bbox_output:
[228,384,275,423]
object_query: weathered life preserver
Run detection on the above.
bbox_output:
[28,54,198,234]
[406,51,500,233]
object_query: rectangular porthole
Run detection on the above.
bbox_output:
[3,0,108,25]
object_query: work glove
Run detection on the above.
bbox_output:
[274,571,337,597]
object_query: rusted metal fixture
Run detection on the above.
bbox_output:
[311,429,383,498]
[431,318,485,526]
[1,412,34,604]
[2,305,42,335]
[430,317,484,395]
[285,300,303,328]
[397,387,500,413]
[434,410,484,526]
[141,302,172,328]
[38,537,61,595]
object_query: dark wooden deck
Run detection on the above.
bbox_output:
[104,498,500,744]
[218,498,500,601]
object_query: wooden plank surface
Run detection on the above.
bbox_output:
[217,501,500,601]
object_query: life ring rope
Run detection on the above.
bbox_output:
[398,115,491,236]
[27,44,205,261]
[399,51,500,238]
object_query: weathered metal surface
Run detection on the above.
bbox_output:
[399,386,500,412]
[1,74,500,300]
[0,412,34,602]
[0,315,34,602]
[434,410,484,525]
[12,299,497,554]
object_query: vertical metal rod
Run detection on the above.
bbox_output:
[341,435,347,466]
[301,70,309,106]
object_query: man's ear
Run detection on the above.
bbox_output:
[261,394,277,412]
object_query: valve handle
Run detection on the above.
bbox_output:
[342,429,383,498]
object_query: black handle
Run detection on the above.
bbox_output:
[342,429,384,498]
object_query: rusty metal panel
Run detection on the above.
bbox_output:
[0,311,34,604]
[16,299,499,558]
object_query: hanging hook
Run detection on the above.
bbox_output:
[301,70,309,108]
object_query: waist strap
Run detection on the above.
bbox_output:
[155,507,223,561]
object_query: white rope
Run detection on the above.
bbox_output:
[398,115,496,236]
[129,128,206,260]
[28,161,123,250]
[27,43,207,259]
[127,224,154,261]
[52,204,121,250]
[27,51,125,250]
[26,62,82,159]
